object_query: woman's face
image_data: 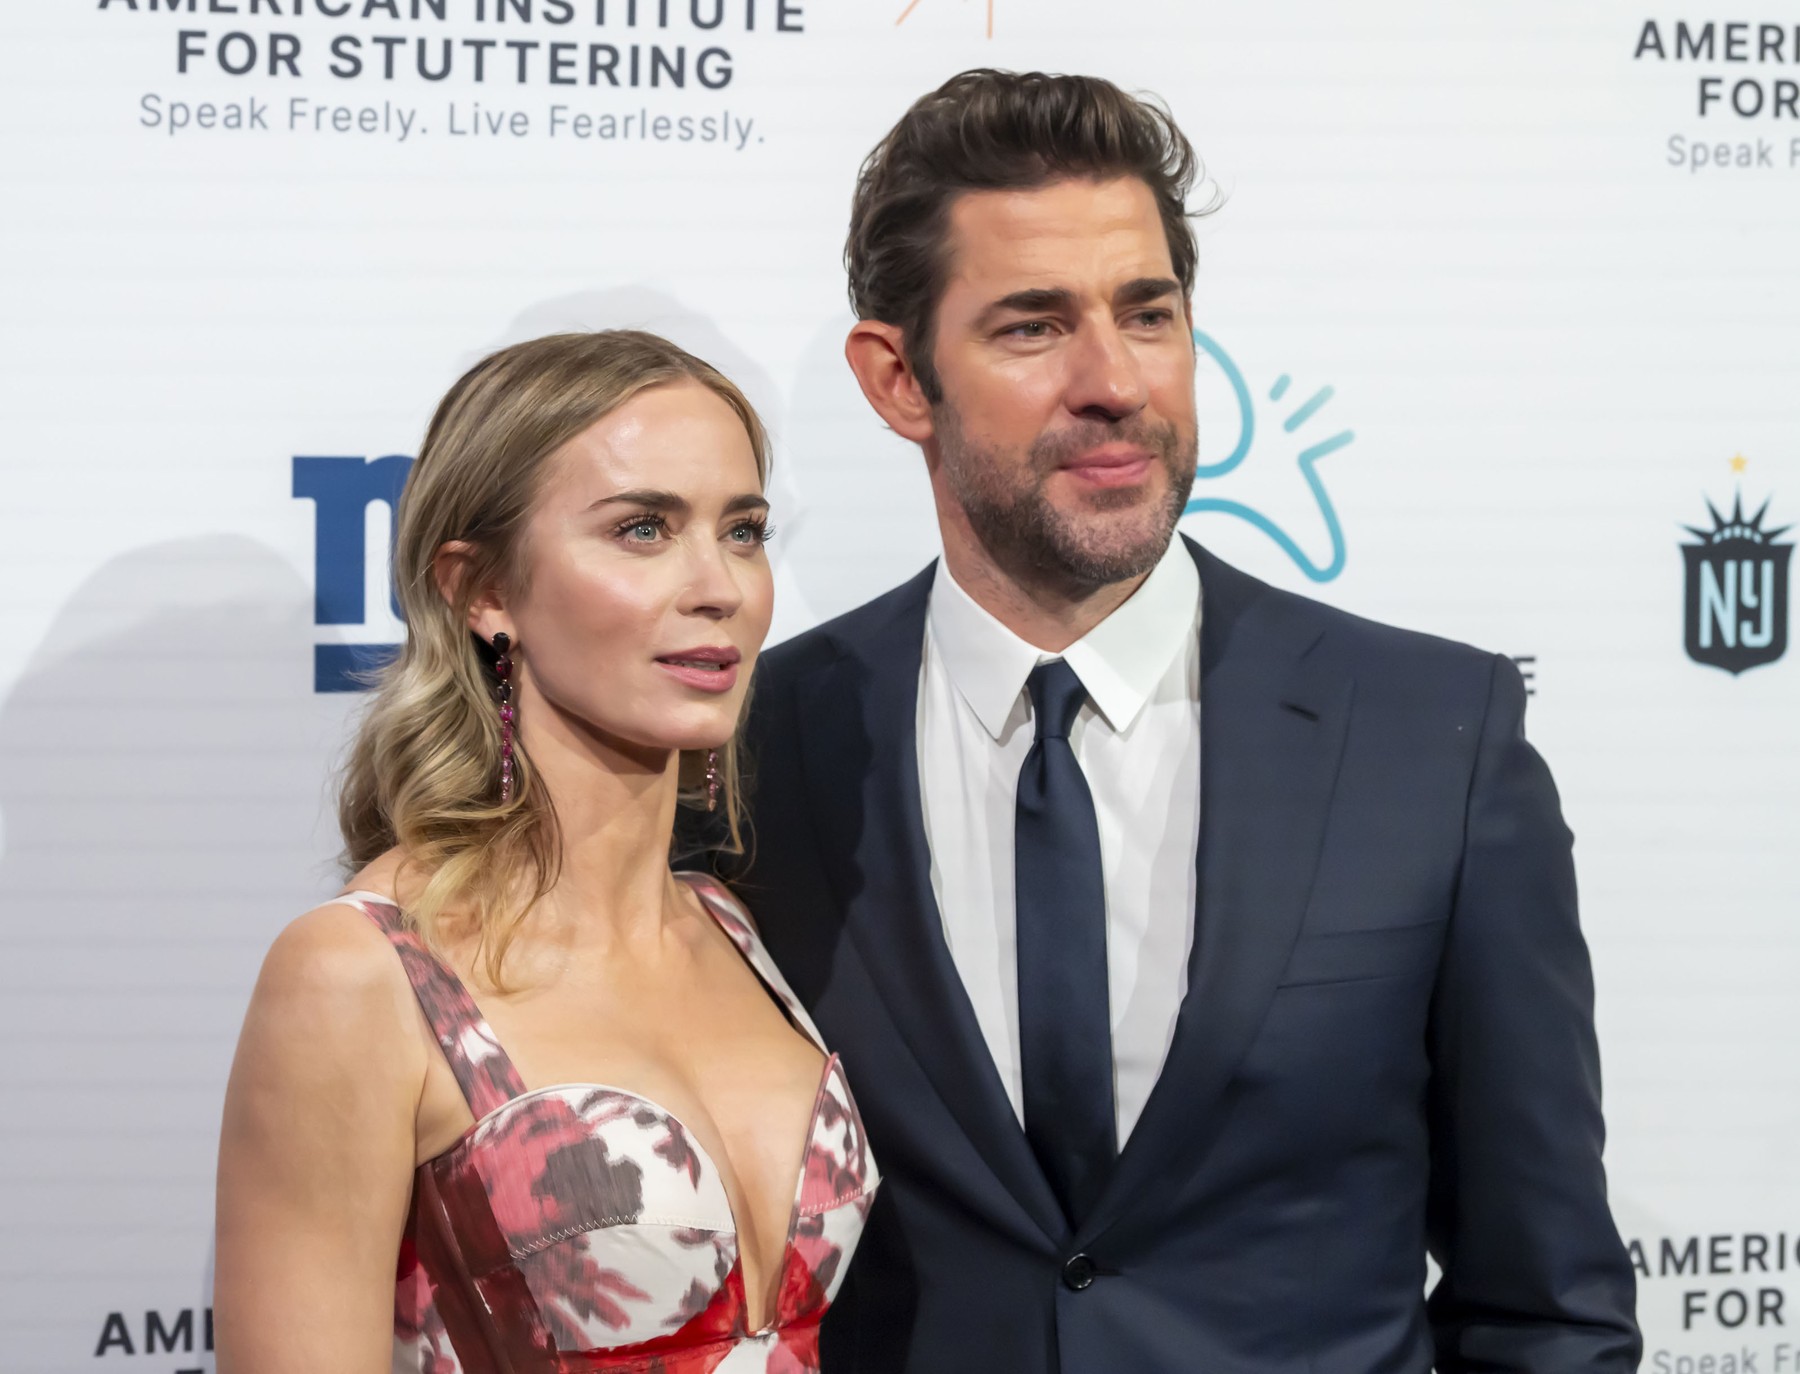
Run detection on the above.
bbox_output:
[487,378,774,762]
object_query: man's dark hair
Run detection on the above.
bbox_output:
[846,68,1214,403]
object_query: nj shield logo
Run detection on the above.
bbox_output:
[1682,491,1791,675]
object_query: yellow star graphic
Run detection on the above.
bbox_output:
[1730,454,1748,474]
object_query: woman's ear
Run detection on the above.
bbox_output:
[433,540,513,644]
[844,320,936,444]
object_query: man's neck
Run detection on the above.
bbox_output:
[938,534,1149,654]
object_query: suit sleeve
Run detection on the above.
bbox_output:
[1424,654,1641,1372]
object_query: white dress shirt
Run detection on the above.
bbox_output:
[916,538,1203,1146]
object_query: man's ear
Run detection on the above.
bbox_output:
[432,540,513,644]
[845,320,936,444]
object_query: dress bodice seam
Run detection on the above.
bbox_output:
[506,1215,738,1260]
[795,1182,875,1220]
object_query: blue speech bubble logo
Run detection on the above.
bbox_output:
[1185,329,1354,583]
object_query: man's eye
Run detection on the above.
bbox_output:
[1133,309,1174,327]
[1005,321,1051,338]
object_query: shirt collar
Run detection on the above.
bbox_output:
[926,537,1200,739]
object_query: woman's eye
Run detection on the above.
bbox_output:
[618,516,665,542]
[728,518,773,545]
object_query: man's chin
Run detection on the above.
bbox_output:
[1051,480,1180,534]
[959,467,1186,592]
[1081,484,1164,515]
[1038,519,1177,586]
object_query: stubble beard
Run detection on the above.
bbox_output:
[934,401,1198,599]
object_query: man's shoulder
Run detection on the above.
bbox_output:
[757,563,937,689]
[1297,587,1499,678]
[1198,543,1505,705]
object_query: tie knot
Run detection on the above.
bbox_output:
[1026,659,1087,741]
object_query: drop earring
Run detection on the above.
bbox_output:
[705,748,720,812]
[492,632,516,804]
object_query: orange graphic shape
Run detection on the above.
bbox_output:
[895,0,994,38]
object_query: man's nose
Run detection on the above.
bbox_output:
[1064,320,1148,422]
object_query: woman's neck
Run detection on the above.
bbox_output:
[517,702,688,953]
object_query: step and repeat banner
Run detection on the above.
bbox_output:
[1,1,1796,1370]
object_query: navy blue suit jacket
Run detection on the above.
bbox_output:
[722,540,1640,1373]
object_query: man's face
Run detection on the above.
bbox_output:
[925,176,1198,593]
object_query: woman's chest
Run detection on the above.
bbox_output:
[414,960,826,1271]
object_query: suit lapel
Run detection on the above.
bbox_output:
[793,566,1066,1242]
[1078,544,1354,1245]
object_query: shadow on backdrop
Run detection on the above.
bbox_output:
[0,534,340,1364]
[774,314,941,637]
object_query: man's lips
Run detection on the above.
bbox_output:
[654,647,741,693]
[1060,446,1155,488]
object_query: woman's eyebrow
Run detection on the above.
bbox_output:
[585,490,768,515]
[585,488,686,513]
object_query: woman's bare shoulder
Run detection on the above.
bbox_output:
[261,901,400,1000]
[215,871,430,1372]
[249,857,422,1058]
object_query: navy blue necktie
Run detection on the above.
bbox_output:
[1014,659,1116,1227]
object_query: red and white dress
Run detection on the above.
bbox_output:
[343,871,879,1374]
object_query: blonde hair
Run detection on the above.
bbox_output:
[338,330,770,984]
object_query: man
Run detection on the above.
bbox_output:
[729,69,1640,1372]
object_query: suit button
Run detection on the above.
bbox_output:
[1062,1254,1096,1291]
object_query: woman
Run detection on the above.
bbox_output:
[215,331,877,1373]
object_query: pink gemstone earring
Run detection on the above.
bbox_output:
[492,632,516,804]
[705,748,720,812]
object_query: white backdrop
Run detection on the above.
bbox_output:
[2,2,1797,1370]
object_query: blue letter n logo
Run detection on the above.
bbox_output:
[292,454,414,692]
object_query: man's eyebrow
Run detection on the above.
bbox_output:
[1113,276,1183,310]
[974,280,1182,330]
[976,287,1078,328]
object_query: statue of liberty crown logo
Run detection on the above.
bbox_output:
[1681,459,1791,675]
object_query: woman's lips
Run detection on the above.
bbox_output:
[655,650,740,694]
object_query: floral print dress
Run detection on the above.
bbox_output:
[344,871,879,1374]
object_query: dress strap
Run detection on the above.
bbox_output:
[673,871,831,1056]
[340,890,527,1120]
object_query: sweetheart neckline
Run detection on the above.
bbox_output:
[424,1052,858,1339]
[336,878,868,1331]
[429,1049,851,1257]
